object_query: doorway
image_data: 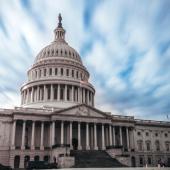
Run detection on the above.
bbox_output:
[14,155,20,168]
[131,156,136,167]
[72,138,78,150]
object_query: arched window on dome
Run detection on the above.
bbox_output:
[35,70,37,78]
[61,50,63,56]
[73,53,74,57]
[65,50,67,55]
[55,68,58,75]
[72,70,74,78]
[69,51,71,56]
[49,68,52,76]
[52,50,54,55]
[56,50,58,55]
[66,69,69,76]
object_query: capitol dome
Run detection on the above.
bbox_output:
[20,14,95,109]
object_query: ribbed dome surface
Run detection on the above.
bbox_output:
[35,41,82,64]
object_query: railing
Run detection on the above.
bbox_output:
[52,144,70,149]
[135,119,170,125]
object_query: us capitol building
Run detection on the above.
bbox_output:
[0,14,170,168]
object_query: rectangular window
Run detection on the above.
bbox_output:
[66,69,69,76]
[61,68,63,76]
[72,70,74,77]
[55,68,58,75]
[49,68,52,75]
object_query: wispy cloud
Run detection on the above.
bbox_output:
[0,0,170,121]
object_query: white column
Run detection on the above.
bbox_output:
[11,120,16,149]
[61,121,64,145]
[37,86,40,101]
[126,127,129,151]
[51,121,55,146]
[51,84,54,101]
[112,126,116,146]
[44,85,46,101]
[83,89,86,103]
[31,121,35,150]
[102,124,106,150]
[40,122,44,150]
[78,122,82,150]
[71,86,74,101]
[109,124,113,146]
[94,123,98,150]
[86,122,90,150]
[70,122,73,149]
[119,126,123,146]
[26,89,29,103]
[57,84,60,101]
[21,120,26,150]
[31,87,34,102]
[78,87,81,103]
[65,85,67,101]
[87,90,89,105]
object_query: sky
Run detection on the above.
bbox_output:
[0,0,170,121]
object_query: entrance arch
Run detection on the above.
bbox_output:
[14,155,20,168]
[72,138,78,150]
[24,155,30,168]
[131,156,136,167]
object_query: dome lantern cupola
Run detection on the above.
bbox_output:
[54,13,66,42]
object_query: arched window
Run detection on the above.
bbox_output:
[44,155,50,162]
[61,68,63,76]
[49,68,52,75]
[72,70,74,77]
[34,155,40,161]
[66,69,69,76]
[24,155,30,168]
[14,155,20,168]
[155,140,160,151]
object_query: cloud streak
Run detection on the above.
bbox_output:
[0,0,170,121]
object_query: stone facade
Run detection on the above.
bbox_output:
[0,14,170,168]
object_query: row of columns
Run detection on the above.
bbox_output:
[11,120,45,150]
[22,84,94,106]
[11,120,131,151]
[51,121,131,150]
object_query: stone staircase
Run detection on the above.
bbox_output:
[70,150,126,168]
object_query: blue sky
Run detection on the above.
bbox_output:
[0,0,170,121]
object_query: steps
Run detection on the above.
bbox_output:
[70,150,126,168]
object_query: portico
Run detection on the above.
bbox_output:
[11,105,133,152]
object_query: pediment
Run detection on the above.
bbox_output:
[55,104,107,118]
